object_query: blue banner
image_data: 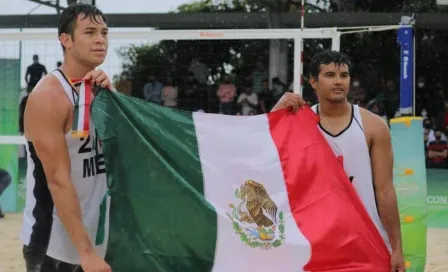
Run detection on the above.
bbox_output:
[397,26,414,115]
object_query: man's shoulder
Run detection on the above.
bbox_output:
[27,74,67,106]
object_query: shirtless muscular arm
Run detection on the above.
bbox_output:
[363,109,405,272]
[24,77,111,272]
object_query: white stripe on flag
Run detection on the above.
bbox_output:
[193,113,311,272]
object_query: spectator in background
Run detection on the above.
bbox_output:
[426,128,448,168]
[216,76,236,115]
[0,168,12,219]
[421,108,429,122]
[258,79,274,113]
[425,118,447,144]
[20,54,47,134]
[161,78,178,108]
[272,77,287,101]
[237,82,259,116]
[25,54,47,93]
[143,75,163,104]
[179,81,200,112]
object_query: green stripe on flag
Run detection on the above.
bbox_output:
[95,189,110,246]
[92,90,218,272]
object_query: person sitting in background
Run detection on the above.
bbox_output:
[272,77,286,101]
[427,128,448,168]
[216,76,236,115]
[237,82,258,116]
[179,82,200,112]
[425,118,447,144]
[0,168,12,218]
[161,78,178,108]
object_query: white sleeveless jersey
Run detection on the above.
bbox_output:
[311,104,392,252]
[20,69,109,264]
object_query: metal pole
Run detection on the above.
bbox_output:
[331,32,341,51]
[397,16,415,116]
[293,32,302,96]
[301,0,305,30]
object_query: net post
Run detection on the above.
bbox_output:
[397,16,415,116]
[293,31,302,96]
[331,32,341,51]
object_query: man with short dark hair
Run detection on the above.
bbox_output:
[21,4,113,272]
[271,51,406,272]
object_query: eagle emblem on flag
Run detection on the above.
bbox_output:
[227,179,285,250]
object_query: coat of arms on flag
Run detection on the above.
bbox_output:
[226,180,285,250]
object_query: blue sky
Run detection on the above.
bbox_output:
[0,0,190,88]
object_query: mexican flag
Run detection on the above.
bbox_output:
[90,90,390,272]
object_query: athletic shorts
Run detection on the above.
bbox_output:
[23,245,83,272]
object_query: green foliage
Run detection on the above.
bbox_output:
[178,0,264,13]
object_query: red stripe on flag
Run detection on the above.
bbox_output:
[70,78,84,86]
[83,80,92,132]
[268,108,390,271]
